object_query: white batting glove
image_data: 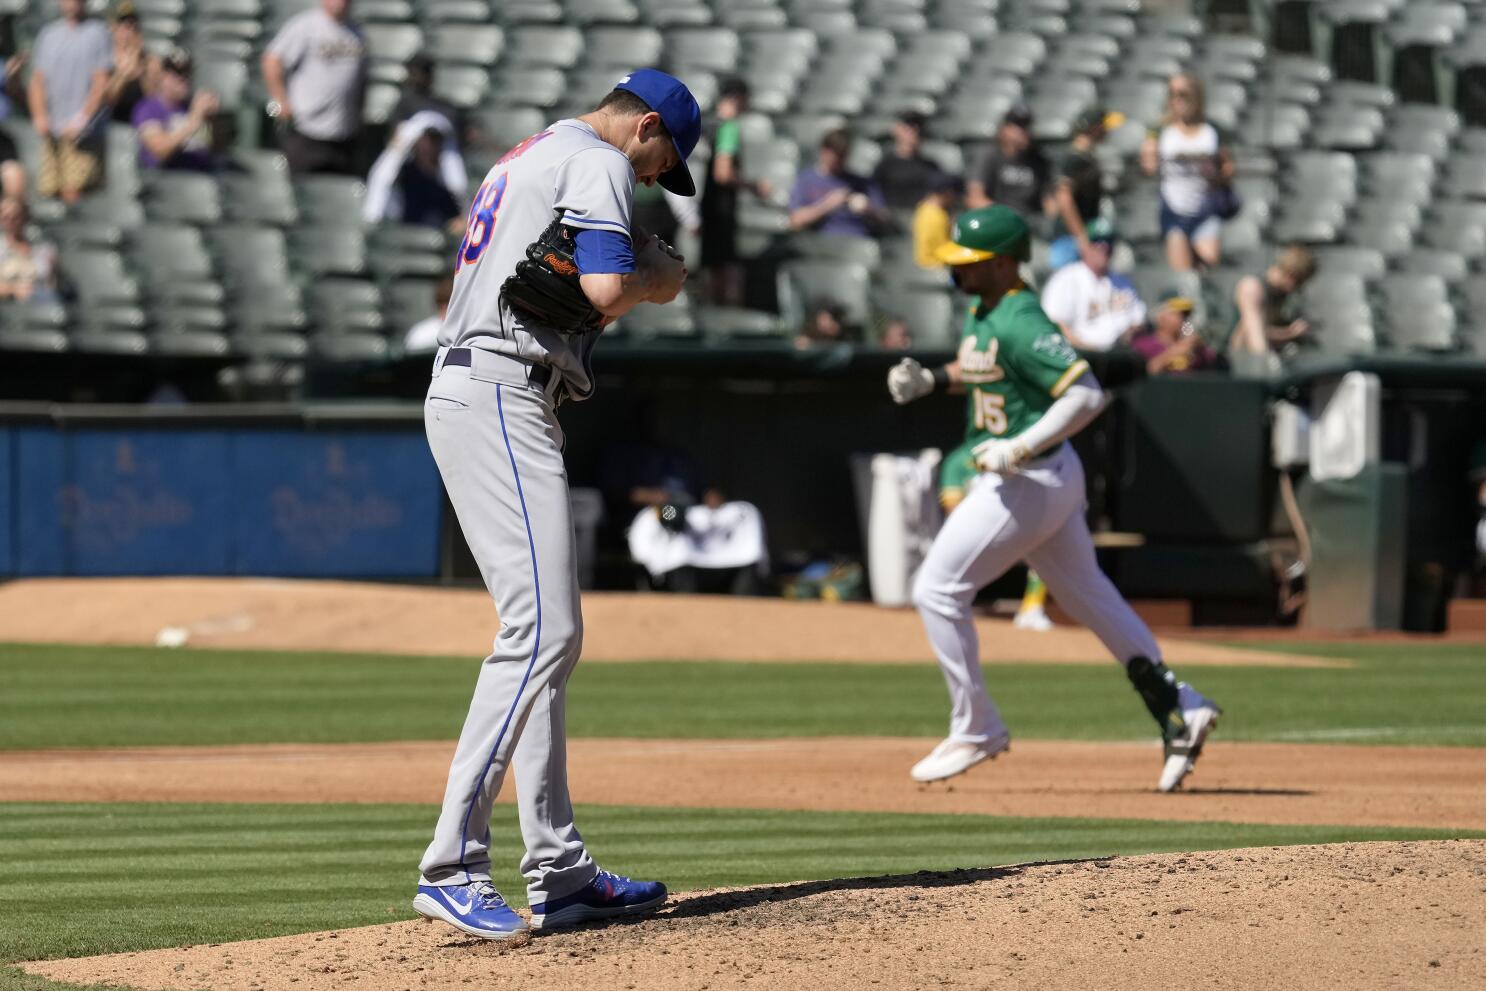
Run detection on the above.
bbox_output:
[886,357,935,405]
[972,436,1033,475]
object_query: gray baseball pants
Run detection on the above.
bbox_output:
[417,345,597,904]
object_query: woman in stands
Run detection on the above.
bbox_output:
[0,197,58,302]
[1140,74,1236,273]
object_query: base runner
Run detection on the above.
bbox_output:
[887,205,1220,792]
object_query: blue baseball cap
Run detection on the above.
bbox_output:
[614,68,702,196]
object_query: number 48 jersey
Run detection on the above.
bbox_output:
[956,287,1090,447]
[440,118,639,401]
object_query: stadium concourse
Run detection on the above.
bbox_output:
[0,0,1485,369]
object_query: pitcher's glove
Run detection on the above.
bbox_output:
[500,220,605,332]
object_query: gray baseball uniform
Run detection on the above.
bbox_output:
[418,120,638,903]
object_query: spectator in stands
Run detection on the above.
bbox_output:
[105,2,155,126]
[1039,218,1146,352]
[0,198,59,302]
[362,110,466,230]
[1228,244,1317,376]
[0,42,26,201]
[872,111,941,212]
[28,0,114,204]
[913,172,961,269]
[1140,73,1236,272]
[878,317,912,350]
[795,301,857,349]
[262,0,367,176]
[1131,290,1218,375]
[133,50,220,172]
[702,79,771,306]
[1047,106,1123,272]
[392,52,465,139]
[966,104,1051,223]
[788,128,888,238]
[404,274,453,354]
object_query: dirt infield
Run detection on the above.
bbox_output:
[0,577,1344,667]
[5,737,1484,830]
[26,841,1485,991]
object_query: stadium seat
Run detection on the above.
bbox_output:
[488,67,566,109]
[386,278,439,331]
[879,287,958,348]
[778,258,872,328]
[1311,245,1388,278]
[58,250,140,308]
[504,25,584,67]
[151,329,233,357]
[790,233,882,269]
[291,227,369,276]
[563,0,642,26]
[142,173,224,225]
[666,27,741,72]
[618,296,697,337]
[637,0,710,26]
[312,332,391,362]
[292,176,367,228]
[432,63,491,109]
[362,22,424,64]
[424,0,491,22]
[583,27,664,68]
[429,24,503,64]
[694,304,784,338]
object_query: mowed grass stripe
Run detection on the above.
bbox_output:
[2,802,1483,964]
[2,642,1484,749]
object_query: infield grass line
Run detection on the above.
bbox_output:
[1,801,1483,965]
[4,641,1486,749]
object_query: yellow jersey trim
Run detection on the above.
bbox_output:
[1049,359,1090,398]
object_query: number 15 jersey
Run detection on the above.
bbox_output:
[441,118,638,401]
[956,287,1090,447]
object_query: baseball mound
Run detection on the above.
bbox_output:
[25,841,1484,991]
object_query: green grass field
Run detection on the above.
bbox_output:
[1,638,1483,991]
[2,641,1484,749]
[2,801,1481,965]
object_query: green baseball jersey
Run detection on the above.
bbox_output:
[956,287,1090,447]
[938,436,979,507]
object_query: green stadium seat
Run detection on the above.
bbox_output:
[584,26,664,68]
[292,176,366,228]
[425,0,492,23]
[432,63,491,109]
[141,173,223,226]
[311,332,391,362]
[694,304,784,338]
[150,330,233,357]
[363,23,424,64]
[564,0,641,26]
[487,67,565,109]
[877,287,957,348]
[778,258,872,328]
[504,25,584,67]
[429,24,503,64]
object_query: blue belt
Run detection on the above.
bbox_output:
[444,347,552,390]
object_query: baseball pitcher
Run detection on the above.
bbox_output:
[413,69,698,939]
[887,205,1221,792]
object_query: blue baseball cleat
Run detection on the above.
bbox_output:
[530,869,668,930]
[413,881,528,939]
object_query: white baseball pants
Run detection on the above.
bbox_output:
[911,443,1161,743]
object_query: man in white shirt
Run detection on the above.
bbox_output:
[1039,218,1146,352]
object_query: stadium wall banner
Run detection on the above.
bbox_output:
[7,426,442,578]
